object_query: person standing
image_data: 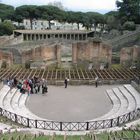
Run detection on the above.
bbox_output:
[64,77,68,88]
[95,76,98,88]
[42,79,48,94]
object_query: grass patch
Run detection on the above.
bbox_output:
[0,130,140,140]
[0,116,25,128]
[111,64,123,69]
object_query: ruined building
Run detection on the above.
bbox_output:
[0,30,112,68]
[120,45,140,67]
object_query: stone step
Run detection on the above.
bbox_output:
[18,93,45,120]
[111,87,128,117]
[94,89,121,120]
[0,85,10,107]
[11,90,22,114]
[124,84,140,108]
[0,85,47,121]
[119,86,136,111]
[3,88,17,112]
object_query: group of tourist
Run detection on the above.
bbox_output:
[4,77,48,95]
[3,75,99,95]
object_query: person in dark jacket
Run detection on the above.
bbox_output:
[64,77,68,88]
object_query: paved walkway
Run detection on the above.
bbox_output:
[26,85,120,122]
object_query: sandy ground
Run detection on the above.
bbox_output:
[26,85,120,122]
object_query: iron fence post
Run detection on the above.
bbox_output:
[128,112,131,121]
[27,118,29,127]
[117,116,120,126]
[60,122,62,131]
[0,107,2,115]
[15,114,17,123]
[86,122,89,130]
[137,108,140,117]
[35,120,37,128]
[110,119,113,127]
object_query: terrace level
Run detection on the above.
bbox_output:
[13,30,94,41]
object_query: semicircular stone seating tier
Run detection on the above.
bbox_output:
[90,85,138,121]
[0,85,46,121]
[124,84,140,108]
[0,84,140,125]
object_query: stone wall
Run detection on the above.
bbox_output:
[21,45,61,64]
[4,35,23,46]
[108,29,140,51]
[0,36,11,46]
[0,35,23,47]
[0,50,13,67]
[120,45,140,67]
[72,39,112,68]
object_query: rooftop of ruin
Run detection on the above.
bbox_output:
[14,30,92,34]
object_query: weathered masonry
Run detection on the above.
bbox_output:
[13,30,94,41]
[72,39,112,67]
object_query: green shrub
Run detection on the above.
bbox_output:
[123,21,136,31]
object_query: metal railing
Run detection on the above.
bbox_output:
[0,107,140,131]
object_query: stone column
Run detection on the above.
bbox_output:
[23,34,26,41]
[56,44,61,67]
[38,34,40,40]
[72,43,77,64]
[34,34,36,41]
[26,34,28,41]
[86,33,88,40]
[46,34,48,39]
[58,34,60,39]
[73,34,75,40]
[77,34,79,40]
[70,34,72,40]
[29,34,31,41]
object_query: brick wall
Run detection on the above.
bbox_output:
[120,46,140,66]
[0,50,13,67]
[21,45,59,64]
[72,40,112,68]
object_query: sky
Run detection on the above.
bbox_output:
[1,0,117,14]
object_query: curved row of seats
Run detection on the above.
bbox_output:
[93,84,140,121]
[0,85,46,121]
[0,84,140,123]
